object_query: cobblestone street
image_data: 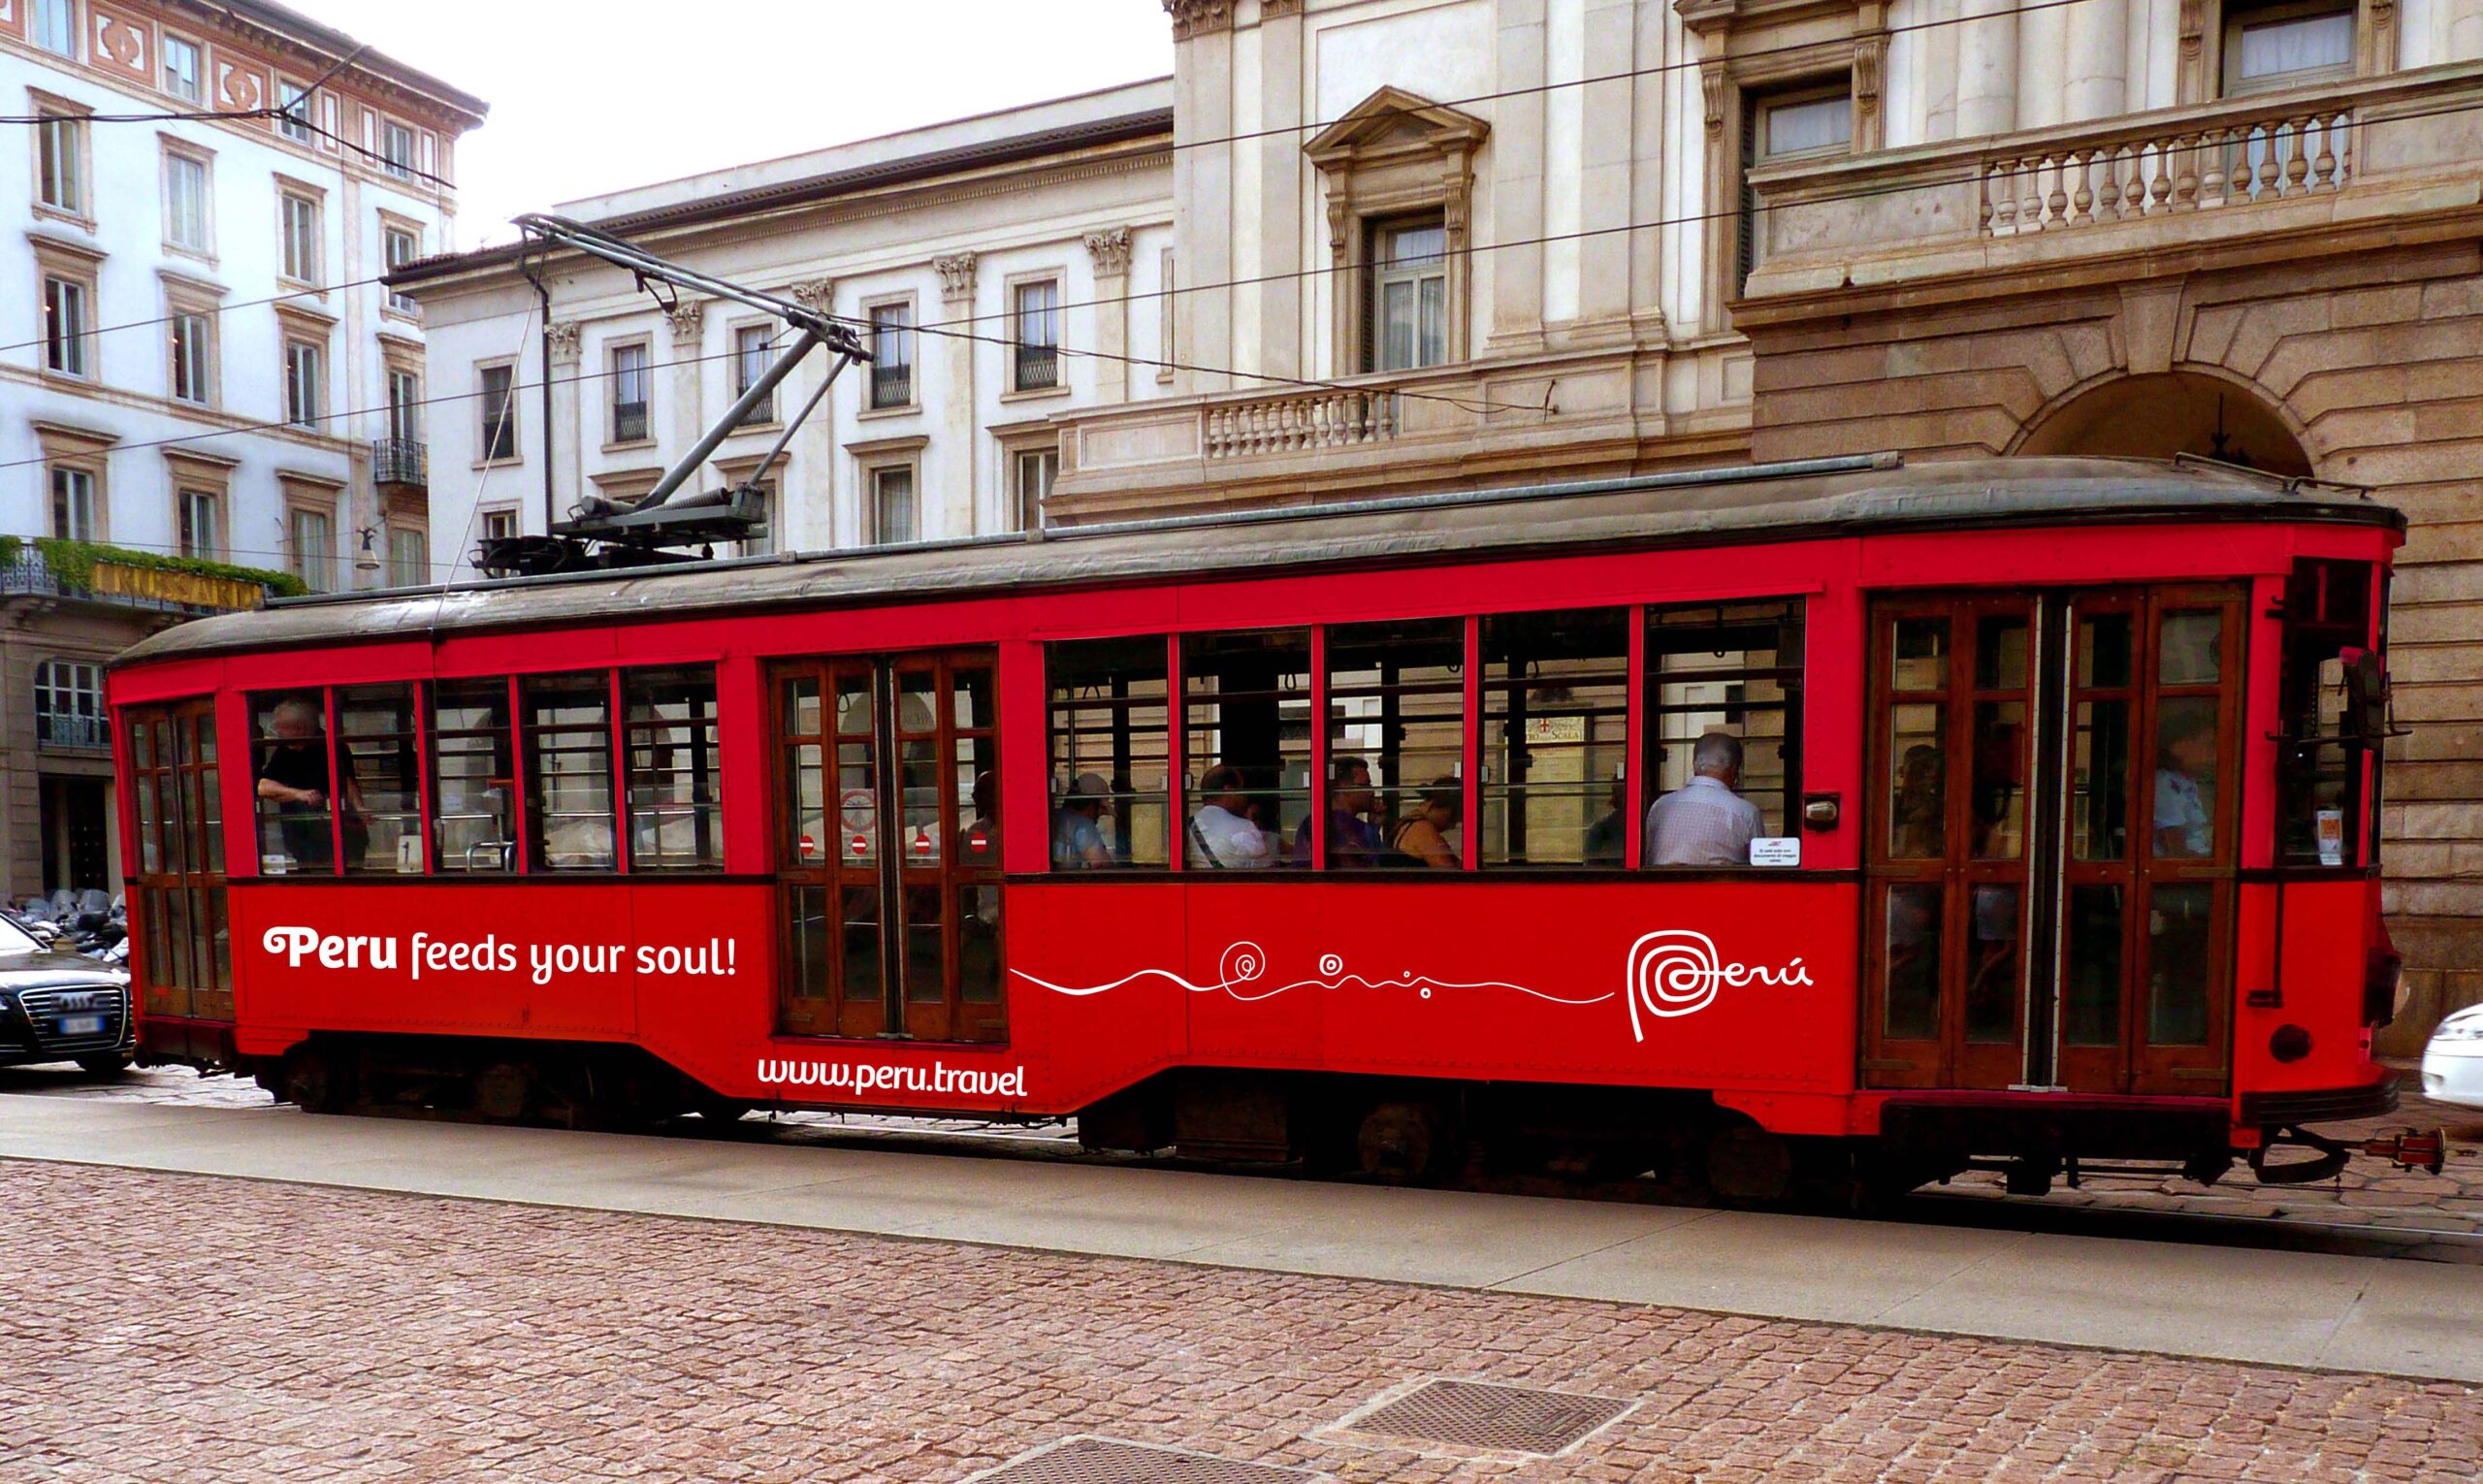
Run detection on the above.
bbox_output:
[4,1160,2477,1484]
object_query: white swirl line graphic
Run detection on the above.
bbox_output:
[1010,941,1614,1008]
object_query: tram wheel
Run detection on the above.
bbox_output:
[1706,1124,1794,1205]
[281,1046,355,1114]
[1357,1100,1451,1185]
[473,1061,534,1122]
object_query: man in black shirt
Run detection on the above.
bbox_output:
[255,698,359,870]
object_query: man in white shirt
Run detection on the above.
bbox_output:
[1186,764,1272,868]
[1645,731,1762,867]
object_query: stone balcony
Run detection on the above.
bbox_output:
[1047,344,1753,522]
[1741,62,2483,304]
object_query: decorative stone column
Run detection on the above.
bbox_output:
[1256,0,1306,380]
[784,278,837,548]
[1956,0,2021,138]
[1084,229,1134,403]
[665,300,706,461]
[1167,0,1235,392]
[1487,0,1549,354]
[932,252,979,538]
[545,319,583,529]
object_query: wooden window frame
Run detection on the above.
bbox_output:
[861,295,919,414]
[475,359,520,466]
[160,138,216,261]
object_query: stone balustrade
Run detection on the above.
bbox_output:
[1742,62,2483,298]
[1982,107,2354,235]
[1202,389,1400,459]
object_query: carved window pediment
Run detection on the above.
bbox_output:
[1306,88,1489,376]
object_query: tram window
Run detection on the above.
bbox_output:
[1480,608,1628,867]
[1183,629,1313,866]
[624,665,723,871]
[1327,618,1466,868]
[431,678,516,872]
[2276,559,2376,865]
[1643,599,1804,856]
[335,685,423,874]
[524,672,617,871]
[1047,637,1172,869]
[249,692,342,875]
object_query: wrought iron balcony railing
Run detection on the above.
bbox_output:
[1014,342,1059,392]
[37,711,110,751]
[871,362,914,408]
[372,437,428,487]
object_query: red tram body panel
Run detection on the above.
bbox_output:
[105,459,2417,1191]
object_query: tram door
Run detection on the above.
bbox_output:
[772,652,1005,1044]
[1861,588,2243,1094]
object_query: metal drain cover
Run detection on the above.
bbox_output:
[1338,1378,1633,1456]
[964,1436,1322,1484]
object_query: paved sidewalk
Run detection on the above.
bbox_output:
[2,1093,2479,1382]
[5,1160,2478,1484]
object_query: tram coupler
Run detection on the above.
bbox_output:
[2248,1124,2448,1184]
[2361,1127,2447,1177]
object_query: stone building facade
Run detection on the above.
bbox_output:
[2,0,484,901]
[401,0,2481,1039]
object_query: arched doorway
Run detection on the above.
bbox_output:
[2014,372,2311,478]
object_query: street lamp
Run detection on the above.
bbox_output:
[354,527,382,576]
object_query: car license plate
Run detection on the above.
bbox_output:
[57,1015,106,1037]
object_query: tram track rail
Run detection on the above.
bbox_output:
[8,1069,2475,1263]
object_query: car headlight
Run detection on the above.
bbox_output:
[2435,1013,2483,1044]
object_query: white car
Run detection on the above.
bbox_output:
[2423,1004,2483,1111]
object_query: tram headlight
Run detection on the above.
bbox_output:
[2270,1025,2313,1063]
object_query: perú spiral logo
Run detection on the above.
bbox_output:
[1625,929,1812,1043]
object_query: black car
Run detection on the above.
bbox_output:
[0,915,132,1077]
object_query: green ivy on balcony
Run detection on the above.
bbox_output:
[0,535,306,599]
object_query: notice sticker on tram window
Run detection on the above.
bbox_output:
[1749,837,1801,868]
[2316,809,2344,866]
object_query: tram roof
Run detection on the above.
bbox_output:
[115,456,2399,669]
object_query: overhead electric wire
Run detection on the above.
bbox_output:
[0,0,2175,357]
[6,88,2474,477]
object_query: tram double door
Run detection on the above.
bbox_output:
[772,651,1006,1044]
[1861,587,2243,1095]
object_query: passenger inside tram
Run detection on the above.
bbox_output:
[1186,764,1273,869]
[1584,779,1628,865]
[1643,731,1761,867]
[1388,780,1464,869]
[1295,756,1384,867]
[2153,707,2219,858]
[1050,773,1113,869]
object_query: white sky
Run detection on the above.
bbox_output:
[307,0,1175,248]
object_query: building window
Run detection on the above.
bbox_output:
[480,507,518,547]
[1013,279,1060,391]
[384,225,421,312]
[177,489,220,559]
[374,368,419,446]
[382,122,418,180]
[284,339,326,428]
[387,526,427,588]
[478,363,518,462]
[279,192,321,282]
[37,113,85,216]
[1366,215,1448,372]
[610,342,650,442]
[165,150,210,252]
[733,324,776,425]
[869,302,915,408]
[34,661,104,751]
[871,465,918,544]
[289,505,335,592]
[1738,81,1854,293]
[277,82,315,145]
[163,35,204,103]
[1014,446,1056,532]
[49,467,98,541]
[43,276,90,377]
[170,310,213,404]
[2226,0,2357,95]
[32,0,77,57]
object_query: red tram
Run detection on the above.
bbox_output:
[107,455,2435,1198]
